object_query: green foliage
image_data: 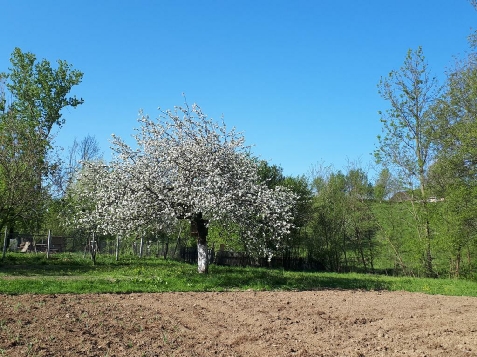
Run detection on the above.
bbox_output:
[4,48,83,137]
[246,160,313,254]
[0,48,83,234]
[373,38,477,279]
[427,54,477,277]
[373,201,428,277]
[257,160,285,189]
[2,38,477,283]
[374,168,399,202]
[376,46,440,196]
[0,112,48,232]
[377,47,442,277]
[306,167,378,272]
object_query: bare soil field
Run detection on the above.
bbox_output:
[0,290,476,356]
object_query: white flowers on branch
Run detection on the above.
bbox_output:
[72,102,297,260]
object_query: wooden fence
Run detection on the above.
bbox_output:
[180,246,325,271]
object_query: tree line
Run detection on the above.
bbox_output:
[1,5,477,277]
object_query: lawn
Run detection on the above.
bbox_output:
[1,252,476,296]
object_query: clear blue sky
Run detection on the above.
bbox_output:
[1,0,475,178]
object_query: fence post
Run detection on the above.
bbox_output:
[139,234,144,258]
[46,230,51,259]
[115,235,120,261]
[2,227,7,260]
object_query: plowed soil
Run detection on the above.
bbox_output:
[0,290,476,356]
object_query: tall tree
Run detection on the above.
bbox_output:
[0,112,47,232]
[71,102,296,273]
[309,170,348,271]
[281,175,313,248]
[0,48,83,233]
[344,168,377,272]
[257,160,285,189]
[430,54,477,277]
[309,167,378,272]
[373,168,398,202]
[376,47,440,196]
[4,47,83,138]
[376,47,441,276]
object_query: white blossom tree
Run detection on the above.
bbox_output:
[72,102,297,273]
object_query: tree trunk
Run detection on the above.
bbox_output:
[198,239,208,273]
[193,213,209,274]
[424,216,435,277]
[139,235,144,258]
[163,240,169,260]
[115,235,120,261]
[456,249,461,278]
[90,232,97,265]
[46,230,51,259]
[2,226,7,260]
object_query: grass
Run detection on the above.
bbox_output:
[1,252,477,296]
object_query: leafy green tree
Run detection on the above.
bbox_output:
[309,170,347,271]
[296,164,383,273]
[4,48,83,138]
[0,112,48,232]
[282,176,312,227]
[376,47,440,197]
[344,168,378,272]
[376,47,441,277]
[374,168,399,202]
[257,160,285,189]
[307,167,378,272]
[429,54,477,277]
[0,48,83,233]
[373,198,422,276]
[280,175,313,251]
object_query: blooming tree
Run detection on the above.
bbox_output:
[72,102,297,273]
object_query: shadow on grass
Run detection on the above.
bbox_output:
[199,266,392,292]
[0,252,159,276]
[3,253,475,296]
[0,254,392,293]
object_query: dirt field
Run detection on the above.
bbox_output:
[0,290,476,356]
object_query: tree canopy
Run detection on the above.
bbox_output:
[3,47,83,138]
[0,48,83,233]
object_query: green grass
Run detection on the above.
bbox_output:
[1,252,476,296]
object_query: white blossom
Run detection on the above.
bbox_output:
[71,103,297,258]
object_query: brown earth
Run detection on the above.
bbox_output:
[0,290,476,357]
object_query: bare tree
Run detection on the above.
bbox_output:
[53,135,102,196]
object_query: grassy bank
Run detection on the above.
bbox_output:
[1,253,476,296]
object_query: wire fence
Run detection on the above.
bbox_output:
[3,232,324,271]
[2,232,183,259]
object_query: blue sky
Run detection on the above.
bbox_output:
[1,0,475,178]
